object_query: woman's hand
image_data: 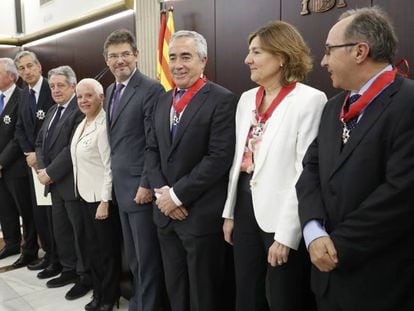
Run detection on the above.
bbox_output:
[223,218,234,245]
[95,201,109,220]
[268,241,290,267]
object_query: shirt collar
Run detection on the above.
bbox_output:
[352,64,393,96]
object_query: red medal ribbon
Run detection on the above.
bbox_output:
[172,77,206,114]
[255,82,296,123]
[340,68,398,122]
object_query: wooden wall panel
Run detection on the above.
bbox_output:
[281,0,371,98]
[215,0,281,96]
[0,46,20,59]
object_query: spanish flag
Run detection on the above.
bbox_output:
[157,7,175,91]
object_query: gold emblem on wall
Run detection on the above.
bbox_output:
[301,0,347,15]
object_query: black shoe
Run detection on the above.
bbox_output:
[65,280,91,300]
[98,299,119,311]
[46,271,77,288]
[12,254,38,269]
[0,246,20,260]
[37,263,62,279]
[85,294,100,310]
[28,256,50,270]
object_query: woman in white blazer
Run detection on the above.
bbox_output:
[70,78,120,311]
[222,21,327,311]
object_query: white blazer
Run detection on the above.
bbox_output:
[222,83,327,250]
[70,109,112,203]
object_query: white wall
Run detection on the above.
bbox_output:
[0,1,17,37]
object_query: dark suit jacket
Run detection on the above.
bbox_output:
[35,96,83,201]
[296,74,414,311]
[104,70,164,213]
[146,80,237,235]
[15,78,55,153]
[0,86,27,180]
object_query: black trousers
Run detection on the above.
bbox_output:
[0,175,38,256]
[233,173,316,311]
[78,200,122,304]
[158,225,227,311]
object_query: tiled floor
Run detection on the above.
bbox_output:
[0,254,129,311]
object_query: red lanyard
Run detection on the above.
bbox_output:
[255,82,296,123]
[340,69,397,122]
[172,77,206,114]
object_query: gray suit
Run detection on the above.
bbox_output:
[104,70,166,311]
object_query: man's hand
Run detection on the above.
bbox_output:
[37,169,53,185]
[24,152,38,169]
[154,187,179,216]
[223,218,234,245]
[268,241,290,267]
[168,206,189,220]
[134,187,153,204]
[308,236,338,272]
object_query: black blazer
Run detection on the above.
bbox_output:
[15,78,55,153]
[146,81,237,235]
[297,74,414,310]
[0,86,27,179]
[35,96,83,201]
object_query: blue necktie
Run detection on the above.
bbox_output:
[0,93,5,114]
[110,83,125,121]
[29,89,37,116]
[345,94,361,131]
[171,89,186,141]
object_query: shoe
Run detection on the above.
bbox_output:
[65,280,92,300]
[46,271,77,288]
[0,246,20,260]
[98,301,119,311]
[28,256,50,270]
[85,294,100,310]
[12,254,38,269]
[37,263,62,279]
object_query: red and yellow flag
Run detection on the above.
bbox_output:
[157,8,175,91]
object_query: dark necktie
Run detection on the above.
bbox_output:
[110,83,125,120]
[29,89,37,116]
[345,94,361,131]
[0,94,4,114]
[45,105,64,149]
[171,89,186,141]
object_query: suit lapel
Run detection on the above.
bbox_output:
[1,88,18,117]
[47,97,76,149]
[159,92,173,147]
[329,75,403,179]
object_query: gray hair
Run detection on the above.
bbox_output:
[170,30,208,59]
[0,58,19,82]
[48,65,77,86]
[14,50,40,66]
[339,6,397,63]
[76,78,104,96]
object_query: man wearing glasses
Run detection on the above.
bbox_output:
[297,6,414,311]
[102,29,166,311]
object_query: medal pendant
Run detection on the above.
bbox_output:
[342,124,350,144]
[252,123,264,138]
[173,114,180,126]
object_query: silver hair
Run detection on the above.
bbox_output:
[14,50,40,66]
[339,6,397,63]
[0,58,19,82]
[76,78,104,96]
[48,65,77,86]
[170,30,208,59]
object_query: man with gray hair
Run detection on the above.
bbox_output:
[0,58,38,269]
[35,65,91,300]
[146,30,237,311]
[297,7,414,311]
[14,50,59,275]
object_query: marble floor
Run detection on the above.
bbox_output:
[0,254,129,311]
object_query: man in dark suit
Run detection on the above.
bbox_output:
[146,30,237,311]
[14,51,60,274]
[102,29,166,311]
[297,7,414,311]
[35,65,91,300]
[0,58,38,267]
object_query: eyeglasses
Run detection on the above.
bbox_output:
[107,51,135,61]
[324,43,359,56]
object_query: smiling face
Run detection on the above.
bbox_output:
[76,82,103,119]
[244,36,284,88]
[16,55,42,87]
[49,74,75,105]
[168,36,207,89]
[105,42,138,83]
